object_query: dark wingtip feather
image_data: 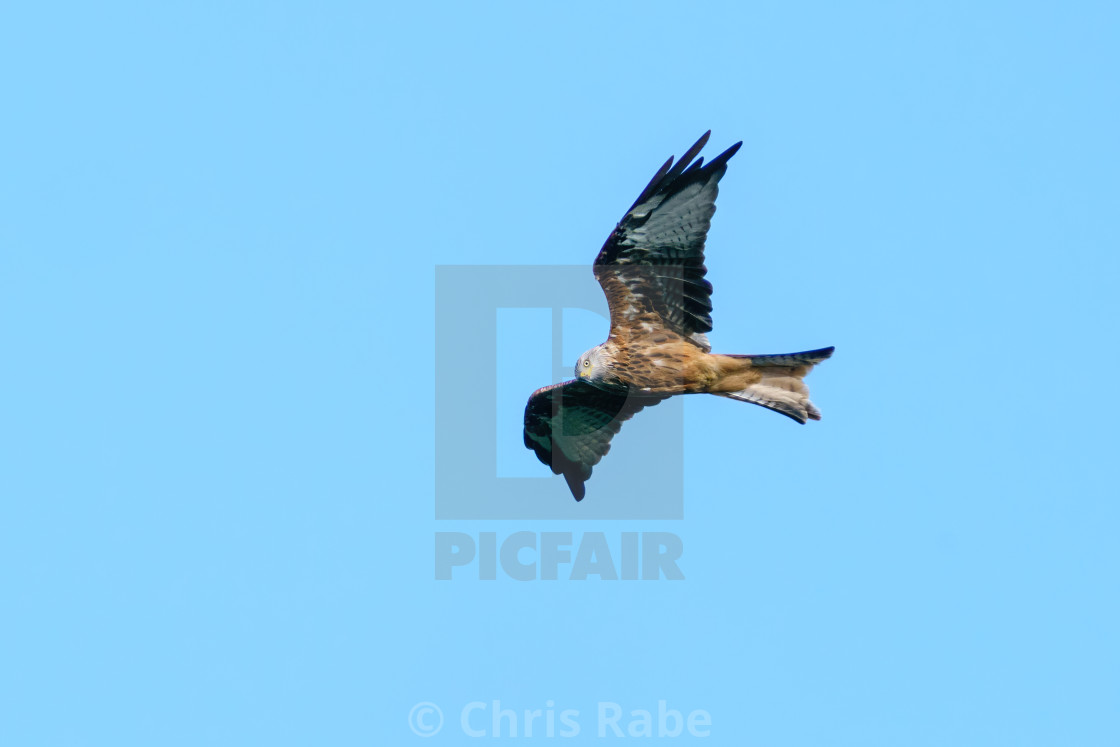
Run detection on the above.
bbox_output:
[563,471,586,501]
[682,156,705,174]
[630,155,676,211]
[661,131,712,183]
[626,133,742,212]
[628,132,722,211]
[709,141,743,169]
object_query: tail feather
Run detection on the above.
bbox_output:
[715,346,834,424]
[725,346,835,367]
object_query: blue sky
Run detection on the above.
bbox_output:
[2,1,1117,744]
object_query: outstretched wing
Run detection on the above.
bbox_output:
[523,380,667,501]
[595,132,742,349]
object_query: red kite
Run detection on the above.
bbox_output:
[524,133,834,500]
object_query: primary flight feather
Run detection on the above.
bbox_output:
[523,132,834,501]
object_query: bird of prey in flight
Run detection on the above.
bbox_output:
[523,132,834,501]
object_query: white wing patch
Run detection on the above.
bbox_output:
[625,180,718,253]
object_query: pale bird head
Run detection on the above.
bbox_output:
[575,344,612,384]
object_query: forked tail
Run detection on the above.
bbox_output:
[716,346,834,424]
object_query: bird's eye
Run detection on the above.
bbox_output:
[583,359,590,367]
